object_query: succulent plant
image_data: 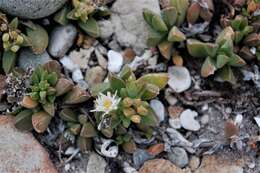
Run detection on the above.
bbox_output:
[29,65,58,105]
[186,0,214,24]
[60,108,96,151]
[0,13,49,74]
[54,0,110,38]
[187,27,246,84]
[14,61,90,133]
[68,0,96,23]
[90,66,168,149]
[143,0,188,60]
[230,15,254,44]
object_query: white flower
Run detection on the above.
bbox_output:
[91,91,121,130]
[91,91,121,115]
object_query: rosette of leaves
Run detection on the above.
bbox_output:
[14,61,90,133]
[143,0,188,60]
[187,27,246,84]
[91,66,168,152]
[230,15,254,44]
[59,108,97,152]
[54,0,110,38]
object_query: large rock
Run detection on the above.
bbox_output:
[111,0,160,55]
[0,0,67,19]
[0,116,58,173]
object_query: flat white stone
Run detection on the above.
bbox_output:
[107,50,123,73]
[180,109,201,131]
[168,66,191,93]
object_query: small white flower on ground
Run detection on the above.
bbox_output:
[91,91,121,130]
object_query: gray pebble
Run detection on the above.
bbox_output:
[0,0,67,19]
[48,24,77,58]
[168,147,189,168]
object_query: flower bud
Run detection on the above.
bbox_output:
[16,35,24,45]
[123,97,133,107]
[2,33,9,42]
[131,115,141,124]
[137,105,148,116]
[10,45,20,52]
[123,108,136,117]
[133,98,142,107]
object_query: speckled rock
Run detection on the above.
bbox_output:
[0,0,67,19]
[18,48,52,70]
[111,0,160,55]
[0,116,58,173]
[86,153,107,173]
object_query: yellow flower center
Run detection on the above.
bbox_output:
[103,99,112,110]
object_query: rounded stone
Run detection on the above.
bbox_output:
[0,0,67,19]
[168,147,189,168]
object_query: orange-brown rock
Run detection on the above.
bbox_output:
[195,155,244,173]
[0,116,58,173]
[139,159,186,173]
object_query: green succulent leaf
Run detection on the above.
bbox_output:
[147,29,166,47]
[119,65,135,80]
[201,57,217,77]
[167,26,186,42]
[90,82,110,97]
[143,8,157,27]
[121,116,131,128]
[54,6,70,25]
[158,41,173,60]
[9,17,19,29]
[26,23,49,54]
[141,83,160,100]
[217,65,236,84]
[216,27,234,45]
[78,17,100,38]
[161,7,177,28]
[2,50,17,74]
[187,39,217,58]
[141,108,158,127]
[109,74,126,91]
[216,54,229,69]
[169,0,189,26]
[151,15,168,32]
[80,122,97,138]
[59,108,78,122]
[63,86,90,104]
[47,72,58,86]
[228,53,246,67]
[14,109,33,132]
[218,39,233,55]
[42,102,55,116]
[137,73,169,89]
